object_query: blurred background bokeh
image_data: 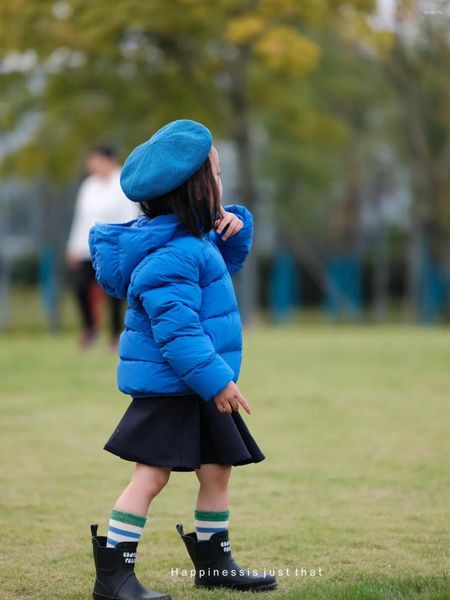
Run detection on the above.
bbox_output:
[0,0,449,333]
[2,4,450,598]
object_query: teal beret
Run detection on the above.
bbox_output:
[120,119,213,202]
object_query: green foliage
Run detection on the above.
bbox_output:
[341,4,450,237]
[0,0,374,183]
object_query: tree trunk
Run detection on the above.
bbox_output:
[227,47,259,325]
[38,179,65,333]
[372,226,390,322]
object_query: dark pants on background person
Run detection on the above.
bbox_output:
[72,260,123,338]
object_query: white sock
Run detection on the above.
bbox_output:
[195,509,229,541]
[106,509,147,548]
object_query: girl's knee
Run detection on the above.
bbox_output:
[132,464,171,498]
[197,464,231,488]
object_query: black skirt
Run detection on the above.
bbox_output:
[103,393,265,471]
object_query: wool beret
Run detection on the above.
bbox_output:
[120,119,213,202]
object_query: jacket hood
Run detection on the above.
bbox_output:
[88,214,185,299]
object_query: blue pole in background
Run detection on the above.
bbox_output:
[38,245,59,331]
[269,248,300,322]
[324,254,362,321]
[419,235,444,324]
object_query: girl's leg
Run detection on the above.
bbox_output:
[194,464,231,540]
[179,465,277,591]
[73,260,97,343]
[106,463,171,547]
[115,463,171,515]
[195,464,231,510]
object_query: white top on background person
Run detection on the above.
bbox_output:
[66,145,139,265]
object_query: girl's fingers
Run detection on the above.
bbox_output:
[222,221,240,241]
[216,214,233,234]
[223,218,243,240]
[224,402,233,414]
[218,401,232,414]
[230,398,240,411]
[237,392,252,414]
[217,395,245,414]
[214,212,243,239]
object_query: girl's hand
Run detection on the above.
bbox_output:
[214,381,252,415]
[214,206,243,241]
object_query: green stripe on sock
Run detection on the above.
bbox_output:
[195,510,230,522]
[111,509,147,528]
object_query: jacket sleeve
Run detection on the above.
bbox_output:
[132,249,235,402]
[207,204,253,275]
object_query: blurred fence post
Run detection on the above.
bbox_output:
[37,178,75,333]
[269,247,300,322]
[0,253,11,331]
[0,195,11,331]
[418,233,445,324]
[324,255,362,321]
[38,244,60,333]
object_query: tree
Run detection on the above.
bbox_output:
[0,0,376,322]
[339,2,450,320]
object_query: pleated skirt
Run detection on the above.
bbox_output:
[103,393,265,471]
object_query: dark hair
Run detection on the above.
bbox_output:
[139,155,221,239]
[89,144,118,159]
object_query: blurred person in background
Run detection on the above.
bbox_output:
[66,145,139,348]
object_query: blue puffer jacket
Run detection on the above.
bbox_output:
[88,204,253,402]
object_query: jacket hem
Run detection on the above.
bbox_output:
[126,391,200,399]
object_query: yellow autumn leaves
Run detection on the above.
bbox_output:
[226,16,320,78]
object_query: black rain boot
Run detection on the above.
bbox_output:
[91,524,171,600]
[176,523,277,592]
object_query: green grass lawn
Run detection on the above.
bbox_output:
[1,325,449,599]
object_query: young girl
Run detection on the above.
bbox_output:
[88,119,276,600]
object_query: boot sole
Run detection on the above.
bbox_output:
[196,581,277,592]
[93,593,172,600]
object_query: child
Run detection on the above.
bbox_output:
[88,119,276,599]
